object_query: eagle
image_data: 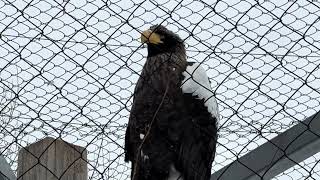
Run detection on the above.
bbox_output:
[125,25,219,180]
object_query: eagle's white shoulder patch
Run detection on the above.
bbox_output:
[181,63,220,122]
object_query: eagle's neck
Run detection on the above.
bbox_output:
[146,43,186,68]
[147,45,165,57]
[145,51,187,72]
[147,43,186,59]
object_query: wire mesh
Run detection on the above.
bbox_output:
[0,0,320,179]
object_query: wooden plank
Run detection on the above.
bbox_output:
[17,137,87,180]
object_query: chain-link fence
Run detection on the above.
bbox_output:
[1,0,320,179]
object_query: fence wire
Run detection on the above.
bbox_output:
[1,0,320,179]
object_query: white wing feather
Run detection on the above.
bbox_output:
[181,63,220,124]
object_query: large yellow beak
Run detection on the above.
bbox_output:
[140,30,163,44]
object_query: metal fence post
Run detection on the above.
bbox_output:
[0,155,16,180]
[211,111,320,180]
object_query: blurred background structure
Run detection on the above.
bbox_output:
[0,0,320,179]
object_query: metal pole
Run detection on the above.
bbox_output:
[211,111,320,180]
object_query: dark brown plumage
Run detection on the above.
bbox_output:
[125,25,218,180]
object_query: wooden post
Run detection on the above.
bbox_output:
[17,137,87,180]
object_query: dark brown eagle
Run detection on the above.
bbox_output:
[125,25,219,180]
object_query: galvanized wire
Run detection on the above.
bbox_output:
[1,0,320,179]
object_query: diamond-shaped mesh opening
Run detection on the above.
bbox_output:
[1,0,320,179]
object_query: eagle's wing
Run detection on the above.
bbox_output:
[124,69,151,178]
[181,62,219,122]
[125,55,184,179]
[178,62,219,180]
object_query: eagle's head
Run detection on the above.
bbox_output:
[141,25,186,58]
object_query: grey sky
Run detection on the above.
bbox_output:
[0,0,320,179]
